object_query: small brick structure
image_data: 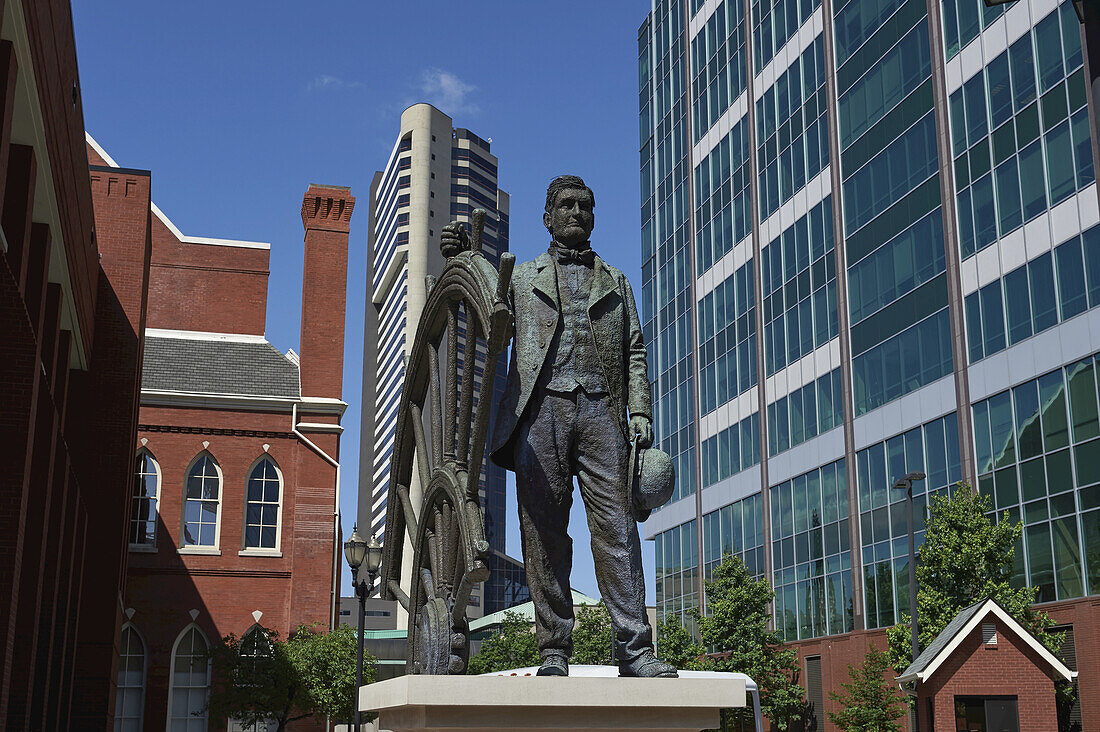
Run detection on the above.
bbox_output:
[897,599,1077,732]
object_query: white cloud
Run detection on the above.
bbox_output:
[416,68,480,116]
[307,75,363,92]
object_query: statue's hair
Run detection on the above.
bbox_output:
[544,175,594,214]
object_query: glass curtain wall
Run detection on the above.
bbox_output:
[856,413,962,628]
[836,0,953,417]
[770,459,854,640]
[643,0,1100,650]
[641,2,699,508]
[951,2,1091,261]
[971,355,1100,602]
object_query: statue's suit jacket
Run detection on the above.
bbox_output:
[489,251,652,471]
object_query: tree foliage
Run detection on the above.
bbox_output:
[657,555,806,731]
[696,555,806,731]
[571,602,614,666]
[468,602,624,673]
[886,486,1061,673]
[826,647,908,732]
[466,611,540,674]
[207,623,367,731]
[655,613,703,669]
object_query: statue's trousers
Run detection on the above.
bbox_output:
[513,388,653,664]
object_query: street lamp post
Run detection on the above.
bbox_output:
[344,527,383,732]
[892,471,925,664]
[892,470,925,732]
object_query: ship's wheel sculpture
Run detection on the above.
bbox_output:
[379,209,515,674]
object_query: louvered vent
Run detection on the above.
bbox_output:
[805,656,822,732]
[982,623,997,645]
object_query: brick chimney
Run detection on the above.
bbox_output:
[299,184,354,399]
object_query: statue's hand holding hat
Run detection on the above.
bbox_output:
[631,442,675,523]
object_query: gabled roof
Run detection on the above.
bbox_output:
[897,598,1077,685]
[142,331,300,399]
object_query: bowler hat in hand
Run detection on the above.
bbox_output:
[630,440,676,523]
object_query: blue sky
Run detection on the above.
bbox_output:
[73,1,656,603]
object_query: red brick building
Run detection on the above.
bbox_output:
[89,136,354,730]
[0,1,152,728]
[898,599,1077,732]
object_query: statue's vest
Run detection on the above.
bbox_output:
[545,261,608,395]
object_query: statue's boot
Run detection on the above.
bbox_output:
[618,650,678,678]
[537,653,569,676]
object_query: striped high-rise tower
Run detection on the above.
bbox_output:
[361,104,524,617]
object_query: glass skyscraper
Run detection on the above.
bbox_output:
[638,0,1099,663]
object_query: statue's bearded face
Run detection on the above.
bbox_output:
[544,187,595,248]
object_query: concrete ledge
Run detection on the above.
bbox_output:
[360,668,747,732]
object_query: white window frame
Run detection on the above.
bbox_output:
[167,623,211,732]
[239,456,283,557]
[130,450,161,552]
[114,622,147,731]
[180,453,223,555]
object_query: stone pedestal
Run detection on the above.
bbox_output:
[359,667,747,732]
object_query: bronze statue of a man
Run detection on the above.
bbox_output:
[447,175,675,678]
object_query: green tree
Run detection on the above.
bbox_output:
[466,610,540,674]
[207,623,366,731]
[692,554,806,731]
[826,647,907,732]
[468,602,628,671]
[571,602,614,665]
[655,613,703,669]
[886,486,1061,673]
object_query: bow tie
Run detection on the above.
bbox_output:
[550,243,594,266]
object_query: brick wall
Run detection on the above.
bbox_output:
[65,157,152,727]
[1040,597,1099,730]
[146,213,270,335]
[118,180,352,730]
[18,0,99,344]
[781,600,1097,732]
[0,4,149,726]
[787,628,898,731]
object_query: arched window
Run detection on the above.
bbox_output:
[168,624,210,731]
[131,451,160,547]
[183,454,221,548]
[244,458,281,550]
[113,624,146,731]
[228,627,275,732]
[239,625,273,673]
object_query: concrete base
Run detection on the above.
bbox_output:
[359,666,747,732]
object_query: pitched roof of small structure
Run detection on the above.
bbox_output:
[897,598,1076,685]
